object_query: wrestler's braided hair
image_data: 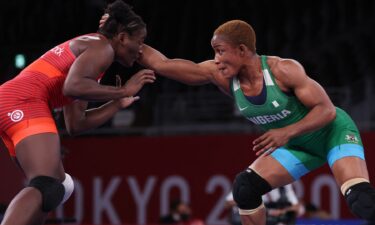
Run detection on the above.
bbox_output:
[98,0,146,39]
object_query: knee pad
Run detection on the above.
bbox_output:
[28,176,65,212]
[344,182,375,220]
[61,173,74,204]
[233,168,272,210]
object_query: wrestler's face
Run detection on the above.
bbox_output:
[117,28,147,67]
[211,34,243,78]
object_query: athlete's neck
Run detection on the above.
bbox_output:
[238,54,262,85]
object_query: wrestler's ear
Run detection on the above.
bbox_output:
[239,44,247,56]
[118,32,130,45]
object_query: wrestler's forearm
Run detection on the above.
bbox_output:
[139,45,211,85]
[65,100,120,135]
[63,79,131,101]
[80,101,121,131]
[286,104,336,138]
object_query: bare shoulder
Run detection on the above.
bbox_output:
[267,56,308,87]
[200,60,222,79]
[196,60,216,80]
[70,34,114,59]
[68,34,115,76]
[267,56,306,77]
[200,60,231,94]
[198,60,217,73]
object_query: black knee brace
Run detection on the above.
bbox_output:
[345,182,375,220]
[233,168,272,209]
[28,176,65,212]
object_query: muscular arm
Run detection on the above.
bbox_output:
[63,38,130,101]
[63,100,121,135]
[276,59,336,138]
[139,44,215,85]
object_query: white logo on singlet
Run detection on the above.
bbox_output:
[345,134,359,144]
[272,100,280,108]
[239,105,249,111]
[50,46,64,56]
[8,110,24,122]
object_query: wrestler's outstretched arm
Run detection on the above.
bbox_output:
[99,14,221,87]
[139,44,217,85]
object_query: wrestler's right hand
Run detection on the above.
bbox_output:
[112,75,138,109]
[121,69,156,97]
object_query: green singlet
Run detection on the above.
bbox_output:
[231,55,364,180]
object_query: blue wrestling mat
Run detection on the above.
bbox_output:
[296,219,367,225]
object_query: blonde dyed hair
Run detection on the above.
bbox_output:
[214,20,256,52]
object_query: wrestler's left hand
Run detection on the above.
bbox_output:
[252,128,291,156]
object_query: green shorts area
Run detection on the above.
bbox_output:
[271,107,365,180]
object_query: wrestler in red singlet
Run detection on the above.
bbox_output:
[0,2,157,225]
[0,35,102,156]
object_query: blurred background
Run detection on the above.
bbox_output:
[1,0,375,224]
[1,0,374,134]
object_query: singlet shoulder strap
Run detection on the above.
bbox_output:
[261,55,276,86]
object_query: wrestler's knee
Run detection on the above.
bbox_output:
[28,173,74,212]
[344,180,375,220]
[233,168,272,214]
